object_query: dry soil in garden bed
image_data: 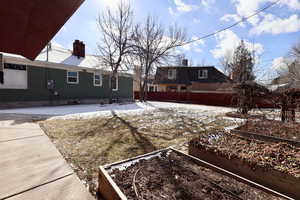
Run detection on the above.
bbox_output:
[111,151,283,200]
[236,119,300,142]
[189,131,300,179]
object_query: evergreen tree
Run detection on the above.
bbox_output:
[231,40,255,83]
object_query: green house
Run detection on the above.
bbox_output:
[0,40,133,108]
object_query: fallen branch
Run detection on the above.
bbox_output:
[133,167,142,199]
[209,180,244,200]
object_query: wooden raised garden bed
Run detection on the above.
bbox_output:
[189,132,300,199]
[99,148,289,200]
[231,129,300,147]
[232,119,300,147]
[225,112,265,119]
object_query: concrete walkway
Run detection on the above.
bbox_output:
[0,114,94,200]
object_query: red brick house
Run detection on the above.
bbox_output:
[154,65,233,92]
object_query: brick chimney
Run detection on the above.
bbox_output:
[79,41,85,58]
[73,40,85,58]
[182,59,188,66]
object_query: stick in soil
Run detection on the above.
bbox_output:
[133,167,142,200]
[209,180,244,200]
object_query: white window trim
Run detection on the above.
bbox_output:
[94,72,102,87]
[198,69,208,79]
[112,74,118,91]
[67,71,79,84]
[168,69,176,80]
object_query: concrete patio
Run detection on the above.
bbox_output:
[0,114,94,200]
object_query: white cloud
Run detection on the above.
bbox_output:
[279,0,300,9]
[173,0,198,12]
[181,43,192,51]
[271,56,290,71]
[211,30,264,60]
[201,0,215,7]
[180,36,205,53]
[220,14,245,27]
[250,14,300,35]
[168,7,176,17]
[193,18,201,23]
[230,0,265,25]
[194,47,203,53]
[211,30,240,59]
[222,0,300,27]
[191,36,205,45]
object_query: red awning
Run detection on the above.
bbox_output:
[0,0,84,60]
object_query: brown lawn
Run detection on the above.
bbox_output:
[39,108,235,197]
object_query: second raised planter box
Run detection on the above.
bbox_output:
[189,132,300,199]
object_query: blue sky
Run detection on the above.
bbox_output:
[53,0,300,82]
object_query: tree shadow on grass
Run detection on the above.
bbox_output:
[143,108,209,141]
[78,117,122,142]
[89,111,157,164]
[110,110,156,153]
[82,109,218,165]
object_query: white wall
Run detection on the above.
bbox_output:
[0,69,28,89]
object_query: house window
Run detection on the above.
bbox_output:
[94,72,102,87]
[198,69,208,79]
[67,71,79,84]
[111,74,118,91]
[168,69,176,80]
[0,63,28,89]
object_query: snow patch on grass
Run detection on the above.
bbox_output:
[0,101,234,120]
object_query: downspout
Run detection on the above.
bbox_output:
[45,43,53,105]
[46,44,49,62]
[46,42,51,62]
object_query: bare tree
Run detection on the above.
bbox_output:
[286,41,300,86]
[219,50,233,77]
[291,40,300,60]
[274,42,300,88]
[174,53,186,66]
[132,16,186,101]
[97,1,133,103]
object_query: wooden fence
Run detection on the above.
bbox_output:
[134,91,275,108]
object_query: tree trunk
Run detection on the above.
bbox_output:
[109,77,113,104]
[139,79,143,102]
[141,82,146,102]
[109,71,116,104]
[144,78,148,101]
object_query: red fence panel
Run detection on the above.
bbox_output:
[134,91,275,108]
